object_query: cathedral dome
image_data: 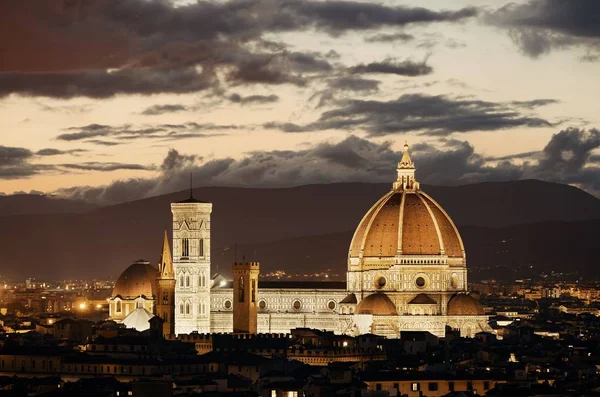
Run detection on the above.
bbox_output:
[447,294,484,316]
[112,260,158,299]
[356,293,397,316]
[348,144,465,270]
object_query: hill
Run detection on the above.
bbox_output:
[0,194,98,217]
[0,179,598,280]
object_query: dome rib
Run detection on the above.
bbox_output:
[417,193,445,255]
[350,191,394,257]
[420,191,465,259]
[401,193,440,255]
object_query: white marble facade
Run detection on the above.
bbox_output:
[165,146,489,338]
[172,199,212,335]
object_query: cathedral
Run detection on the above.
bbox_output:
[108,144,489,338]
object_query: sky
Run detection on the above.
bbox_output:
[1,0,600,204]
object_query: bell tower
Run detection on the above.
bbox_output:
[155,229,175,338]
[232,262,260,334]
[172,189,212,335]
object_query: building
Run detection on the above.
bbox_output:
[108,143,489,338]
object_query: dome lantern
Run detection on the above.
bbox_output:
[393,142,420,191]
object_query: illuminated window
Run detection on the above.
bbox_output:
[239,277,245,302]
[411,383,419,391]
[251,279,256,303]
[116,300,122,313]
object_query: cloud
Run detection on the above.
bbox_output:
[365,32,415,43]
[60,162,155,172]
[36,148,88,156]
[228,93,279,105]
[284,1,478,34]
[53,127,600,204]
[57,122,235,143]
[310,75,380,108]
[0,145,53,179]
[0,0,477,98]
[350,58,433,76]
[141,104,188,116]
[265,93,555,136]
[1,145,33,167]
[0,67,219,99]
[487,0,600,59]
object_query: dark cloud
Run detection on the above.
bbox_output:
[265,93,554,136]
[365,32,415,43]
[60,162,154,172]
[487,0,600,59]
[36,148,88,156]
[0,0,477,98]
[1,146,33,167]
[228,93,279,105]
[54,127,600,204]
[310,76,380,108]
[0,67,218,99]
[327,76,380,93]
[284,1,477,34]
[141,104,188,116]
[0,145,53,179]
[350,58,433,76]
[85,140,124,147]
[57,122,235,143]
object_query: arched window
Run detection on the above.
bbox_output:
[116,300,122,313]
[179,275,184,287]
[238,277,245,302]
[185,302,190,315]
[186,274,190,287]
[179,303,184,314]
[251,279,256,303]
[199,238,204,257]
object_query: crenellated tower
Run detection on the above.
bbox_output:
[155,229,176,338]
[172,192,213,335]
[232,261,260,334]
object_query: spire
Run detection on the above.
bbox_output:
[393,140,419,191]
[158,229,174,278]
[398,141,414,169]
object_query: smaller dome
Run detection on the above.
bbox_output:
[112,260,157,299]
[447,294,484,316]
[122,307,155,331]
[356,293,397,316]
[408,293,436,305]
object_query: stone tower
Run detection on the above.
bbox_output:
[172,193,212,335]
[155,229,175,338]
[232,262,260,334]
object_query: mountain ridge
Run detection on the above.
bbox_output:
[0,179,599,280]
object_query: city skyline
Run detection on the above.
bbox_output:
[1,0,600,204]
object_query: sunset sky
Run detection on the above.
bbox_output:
[1,0,599,203]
